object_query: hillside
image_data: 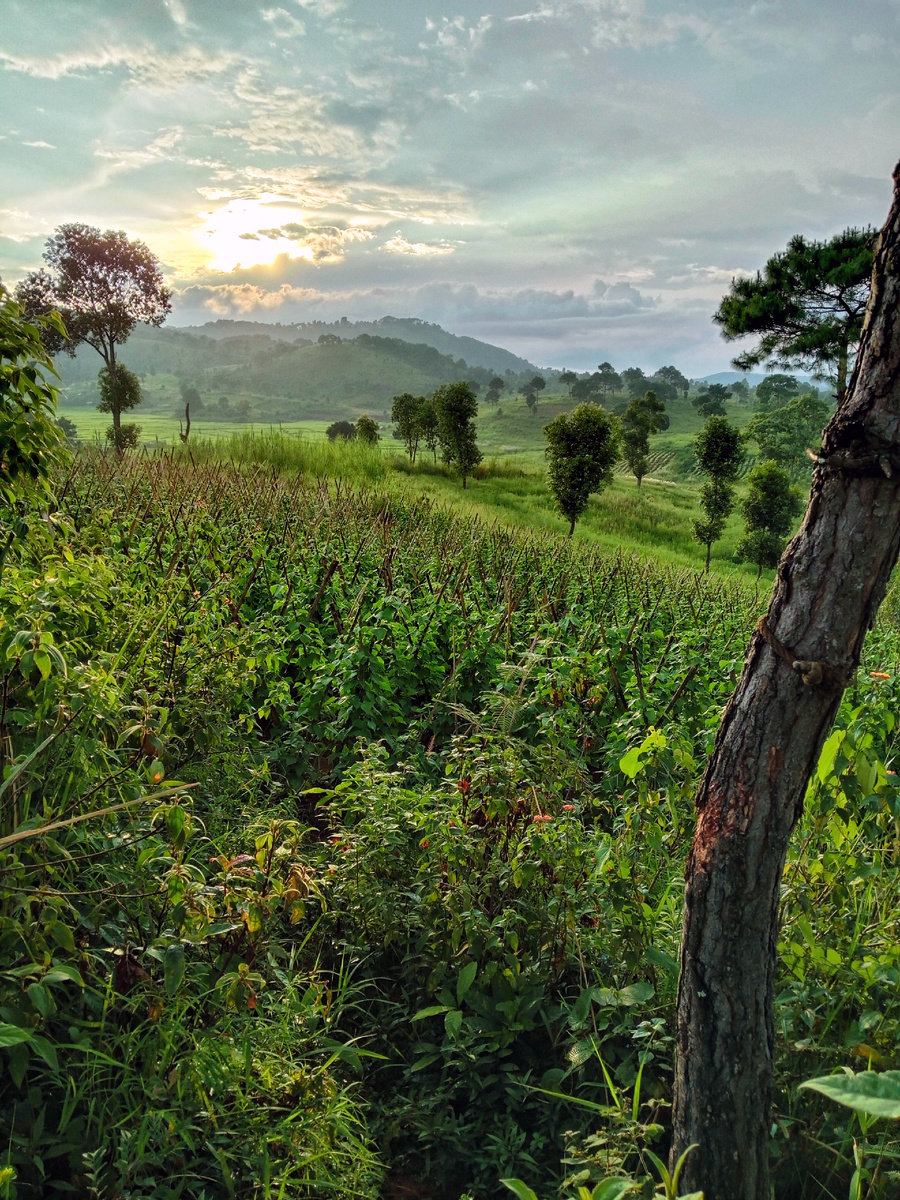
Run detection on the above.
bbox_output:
[178,315,537,374]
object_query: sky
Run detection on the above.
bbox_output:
[1,0,898,373]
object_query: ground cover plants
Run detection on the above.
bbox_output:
[2,444,900,1199]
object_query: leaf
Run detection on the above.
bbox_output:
[164,943,185,997]
[618,981,654,1006]
[817,729,845,783]
[44,964,84,987]
[30,1034,58,1071]
[444,1008,463,1038]
[645,946,679,976]
[26,982,53,1018]
[500,1181,540,1200]
[800,1069,900,1118]
[7,1041,28,1089]
[569,986,594,1028]
[591,1181,633,1200]
[619,746,644,779]
[0,1024,32,1048]
[456,961,477,1005]
[411,1005,451,1021]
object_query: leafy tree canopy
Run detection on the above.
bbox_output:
[621,366,648,397]
[355,414,380,445]
[755,373,799,411]
[621,389,669,487]
[433,381,482,487]
[713,227,874,399]
[654,365,690,396]
[326,420,356,442]
[544,402,619,535]
[735,459,803,577]
[98,364,142,417]
[693,382,731,419]
[744,391,832,477]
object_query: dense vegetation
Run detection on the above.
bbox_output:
[3,445,900,1199]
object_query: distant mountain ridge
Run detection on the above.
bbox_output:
[174,316,537,375]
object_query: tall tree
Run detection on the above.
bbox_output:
[672,164,900,1200]
[620,366,648,397]
[620,389,668,487]
[692,416,743,571]
[433,381,482,488]
[735,460,802,579]
[714,227,874,401]
[543,403,619,536]
[486,375,505,406]
[417,397,440,464]
[692,382,731,419]
[391,392,423,461]
[755,373,799,411]
[15,223,171,453]
[98,364,143,452]
[559,370,577,395]
[596,363,623,396]
[654,364,690,397]
[744,391,832,478]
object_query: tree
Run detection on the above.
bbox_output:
[355,414,380,445]
[692,382,731,419]
[0,291,67,518]
[692,415,742,571]
[105,422,141,451]
[326,420,356,442]
[544,403,619,536]
[486,375,505,406]
[744,391,832,477]
[98,364,143,450]
[735,460,802,578]
[654,364,690,397]
[714,227,874,401]
[529,375,546,396]
[596,363,623,396]
[672,166,900,1200]
[620,389,668,487]
[433,381,482,487]
[15,223,170,453]
[755,372,799,411]
[524,388,537,416]
[417,398,440,464]
[391,392,422,460]
[317,333,341,345]
[55,414,79,444]
[620,366,648,397]
[179,379,204,414]
[559,370,577,395]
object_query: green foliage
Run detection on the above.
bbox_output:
[691,417,743,570]
[744,391,832,477]
[97,363,142,415]
[714,227,874,396]
[0,293,67,512]
[544,403,620,535]
[735,460,802,577]
[621,391,669,487]
[434,379,483,486]
[391,391,424,459]
[104,420,141,450]
[355,413,380,445]
[755,373,800,411]
[800,1071,900,1120]
[326,418,357,441]
[691,383,730,419]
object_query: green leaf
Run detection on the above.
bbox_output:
[817,729,845,783]
[591,1181,633,1200]
[645,946,679,976]
[456,961,477,1005]
[26,982,53,1018]
[44,964,84,987]
[0,1024,32,1048]
[619,746,643,779]
[618,981,654,1006]
[48,922,76,953]
[30,1034,58,1071]
[411,1005,451,1021]
[500,1181,540,1200]
[800,1070,900,1118]
[7,1040,28,1089]
[164,943,185,997]
[444,1008,463,1038]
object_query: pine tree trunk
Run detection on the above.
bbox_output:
[672,162,900,1200]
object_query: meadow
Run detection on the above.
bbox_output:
[2,446,899,1200]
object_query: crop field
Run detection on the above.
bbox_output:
[3,449,900,1199]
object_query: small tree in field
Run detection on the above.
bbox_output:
[98,364,142,451]
[391,392,423,460]
[16,223,170,453]
[433,381,482,487]
[692,415,743,571]
[620,389,668,487]
[736,460,802,578]
[326,420,356,442]
[544,403,619,536]
[355,414,380,445]
[417,398,440,464]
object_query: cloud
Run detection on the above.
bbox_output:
[22,140,55,149]
[294,0,344,14]
[0,44,239,89]
[381,233,454,256]
[262,8,306,38]
[256,221,375,260]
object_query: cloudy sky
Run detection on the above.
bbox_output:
[1,0,898,372]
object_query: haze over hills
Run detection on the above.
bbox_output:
[175,316,538,375]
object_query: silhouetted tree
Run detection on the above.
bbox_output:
[559,370,577,395]
[15,223,170,453]
[714,227,874,400]
[326,420,356,442]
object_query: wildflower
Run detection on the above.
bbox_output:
[532,814,553,823]
[457,779,471,794]
[420,838,429,848]
[562,804,575,811]
[870,671,891,680]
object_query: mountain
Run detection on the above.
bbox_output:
[175,316,537,374]
[696,370,818,386]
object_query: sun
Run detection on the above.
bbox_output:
[194,198,315,271]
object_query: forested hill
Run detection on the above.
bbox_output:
[177,315,537,374]
[53,324,509,419]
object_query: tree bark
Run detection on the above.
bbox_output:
[672,162,900,1199]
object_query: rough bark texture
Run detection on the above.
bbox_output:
[672,162,900,1200]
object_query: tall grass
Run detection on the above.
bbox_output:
[182,427,390,483]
